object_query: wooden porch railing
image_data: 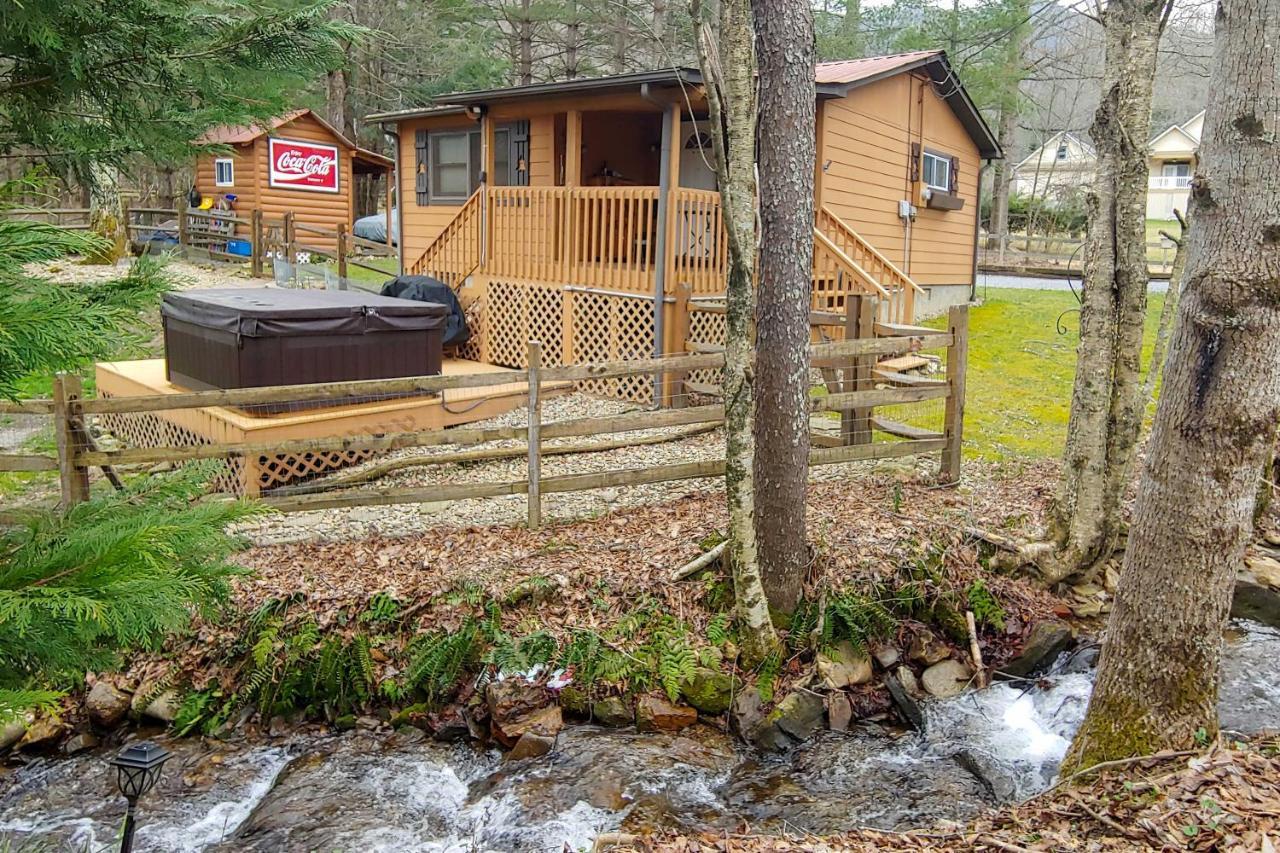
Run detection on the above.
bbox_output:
[411,187,483,287]
[816,205,924,323]
[669,188,729,295]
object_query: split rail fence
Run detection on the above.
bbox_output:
[0,306,967,526]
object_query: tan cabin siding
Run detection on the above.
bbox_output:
[821,74,980,287]
[397,115,480,262]
[529,115,555,185]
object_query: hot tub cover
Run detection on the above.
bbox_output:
[161,288,447,338]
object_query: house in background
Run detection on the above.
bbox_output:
[1145,110,1203,220]
[369,50,1000,402]
[1009,131,1096,199]
[194,109,394,243]
[1009,110,1204,220]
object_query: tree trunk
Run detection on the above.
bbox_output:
[519,0,534,85]
[566,0,581,79]
[988,106,1017,258]
[752,0,815,615]
[1026,0,1171,583]
[839,0,862,55]
[691,0,777,666]
[1064,0,1280,771]
[1141,209,1189,403]
[86,163,127,265]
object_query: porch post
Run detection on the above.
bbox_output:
[481,110,495,265]
[564,110,582,186]
[651,102,676,405]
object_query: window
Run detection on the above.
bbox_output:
[1056,143,1069,161]
[430,132,474,200]
[494,128,512,186]
[214,158,234,187]
[1162,161,1191,177]
[921,151,951,191]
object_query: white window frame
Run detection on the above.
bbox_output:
[214,157,235,187]
[921,151,951,192]
[1055,143,1069,161]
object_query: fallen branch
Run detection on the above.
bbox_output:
[272,423,719,497]
[671,540,727,581]
[965,609,986,687]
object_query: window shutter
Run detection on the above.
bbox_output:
[415,129,429,205]
[949,156,959,193]
[512,120,530,187]
[910,142,921,183]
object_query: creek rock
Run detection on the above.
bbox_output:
[885,668,924,730]
[0,718,28,751]
[729,690,764,740]
[921,660,973,699]
[506,731,556,761]
[1235,569,1280,629]
[18,715,68,750]
[680,667,733,715]
[817,641,873,690]
[635,695,698,732]
[85,681,132,729]
[135,689,180,724]
[427,706,470,742]
[871,643,901,670]
[1000,620,1073,679]
[592,696,634,727]
[770,690,826,743]
[908,630,951,666]
[487,680,558,746]
[827,693,854,732]
[63,732,100,755]
[557,685,590,716]
[1245,554,1280,588]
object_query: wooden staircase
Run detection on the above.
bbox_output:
[409,187,484,287]
[814,205,926,324]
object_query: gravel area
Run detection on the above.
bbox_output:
[28,256,265,291]
[236,391,932,546]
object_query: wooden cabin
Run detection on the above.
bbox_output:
[368,51,1000,403]
[195,109,393,245]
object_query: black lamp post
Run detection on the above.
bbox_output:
[108,741,171,853]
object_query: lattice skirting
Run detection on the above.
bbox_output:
[98,394,376,497]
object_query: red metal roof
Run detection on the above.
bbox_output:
[198,109,313,145]
[815,50,942,85]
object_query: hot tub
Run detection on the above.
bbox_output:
[161,288,448,412]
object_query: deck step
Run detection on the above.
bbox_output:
[871,368,946,388]
[872,416,944,441]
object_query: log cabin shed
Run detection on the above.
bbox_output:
[194,109,394,238]
[368,50,1000,403]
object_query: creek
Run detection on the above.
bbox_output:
[3,620,1278,852]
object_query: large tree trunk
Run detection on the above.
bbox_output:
[839,0,861,56]
[86,164,127,265]
[1141,209,1189,403]
[988,106,1017,259]
[751,0,815,615]
[519,0,534,85]
[1064,0,1280,770]
[691,0,777,666]
[1026,0,1171,583]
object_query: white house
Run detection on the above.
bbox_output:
[1010,111,1205,220]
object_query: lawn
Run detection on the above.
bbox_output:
[941,287,1166,461]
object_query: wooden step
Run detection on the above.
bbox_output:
[871,368,947,388]
[878,354,931,372]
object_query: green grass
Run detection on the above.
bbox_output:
[938,287,1165,460]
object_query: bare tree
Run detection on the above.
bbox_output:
[1019,0,1175,583]
[1065,0,1279,768]
[751,0,815,614]
[690,0,777,665]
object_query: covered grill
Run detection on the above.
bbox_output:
[161,288,447,412]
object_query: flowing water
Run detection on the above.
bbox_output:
[4,620,1279,852]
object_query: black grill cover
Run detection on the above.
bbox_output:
[380,275,470,347]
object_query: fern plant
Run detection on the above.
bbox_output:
[0,467,261,721]
[401,620,481,705]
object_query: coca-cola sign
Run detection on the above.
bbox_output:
[268,138,340,193]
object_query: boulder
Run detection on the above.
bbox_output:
[1233,570,1280,629]
[1,718,28,751]
[557,685,591,716]
[139,690,180,724]
[921,660,973,698]
[827,693,854,732]
[63,732,100,755]
[885,668,924,731]
[494,704,562,748]
[18,715,68,750]
[729,689,764,740]
[769,690,825,742]
[907,630,951,666]
[592,696,634,727]
[871,643,901,670]
[85,681,132,729]
[680,667,734,715]
[816,641,874,690]
[427,706,470,742]
[1000,620,1073,679]
[506,731,556,761]
[635,696,697,732]
[1245,554,1280,588]
[333,714,357,731]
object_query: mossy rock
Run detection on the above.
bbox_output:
[558,685,591,716]
[592,696,633,727]
[334,714,357,731]
[680,667,733,715]
[389,704,430,729]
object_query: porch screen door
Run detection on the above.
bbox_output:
[678,124,717,259]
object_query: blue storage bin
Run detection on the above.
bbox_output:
[226,239,252,257]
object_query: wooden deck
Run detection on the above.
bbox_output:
[94,357,564,496]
